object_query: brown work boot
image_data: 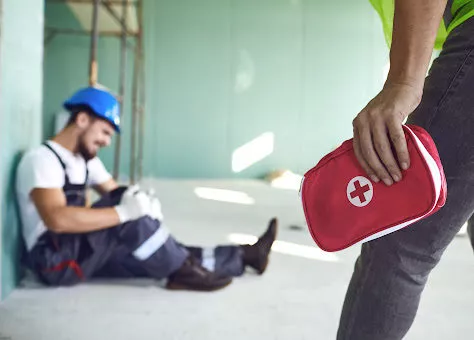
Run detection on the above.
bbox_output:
[166,256,233,291]
[242,217,278,274]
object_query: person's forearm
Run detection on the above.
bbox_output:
[387,0,447,92]
[47,206,121,233]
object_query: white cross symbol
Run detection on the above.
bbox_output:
[346,176,374,207]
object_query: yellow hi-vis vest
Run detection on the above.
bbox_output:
[370,0,474,50]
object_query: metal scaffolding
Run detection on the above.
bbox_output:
[45,0,145,184]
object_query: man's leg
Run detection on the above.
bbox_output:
[184,217,278,277]
[337,17,474,340]
[90,188,233,291]
[27,232,99,286]
[27,217,188,285]
[185,245,245,277]
[69,215,233,291]
[94,216,278,290]
[87,217,189,279]
[29,188,232,291]
[82,187,189,280]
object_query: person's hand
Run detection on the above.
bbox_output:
[143,188,164,221]
[149,196,164,221]
[114,185,153,223]
[352,82,422,186]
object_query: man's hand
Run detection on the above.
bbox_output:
[114,185,164,223]
[352,82,422,186]
[142,188,164,221]
[114,185,154,223]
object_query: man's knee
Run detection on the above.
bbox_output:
[362,234,441,287]
[124,215,160,230]
[119,215,172,254]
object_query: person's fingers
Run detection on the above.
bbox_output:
[358,116,392,186]
[372,121,402,182]
[388,120,410,170]
[133,191,152,214]
[124,184,140,197]
[353,126,379,183]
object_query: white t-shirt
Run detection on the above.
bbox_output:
[16,141,112,251]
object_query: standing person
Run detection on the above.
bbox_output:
[337,0,474,338]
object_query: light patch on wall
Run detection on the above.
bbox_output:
[235,49,255,94]
[194,187,255,205]
[232,132,274,173]
[228,233,338,262]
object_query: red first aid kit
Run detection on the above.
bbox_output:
[300,124,447,252]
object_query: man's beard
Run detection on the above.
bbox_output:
[78,136,96,161]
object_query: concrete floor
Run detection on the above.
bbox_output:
[0,179,473,340]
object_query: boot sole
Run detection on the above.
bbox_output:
[166,280,232,292]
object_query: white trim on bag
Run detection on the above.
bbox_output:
[298,175,305,199]
[133,224,171,261]
[358,126,443,244]
[409,128,442,203]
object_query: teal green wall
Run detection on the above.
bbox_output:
[1,0,44,300]
[44,0,388,179]
[143,0,387,178]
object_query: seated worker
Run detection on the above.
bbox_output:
[16,86,278,291]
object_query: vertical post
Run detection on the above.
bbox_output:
[137,0,145,181]
[130,40,139,184]
[89,0,101,86]
[0,0,3,300]
[138,56,145,181]
[113,0,128,180]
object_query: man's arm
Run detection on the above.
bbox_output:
[31,188,121,233]
[352,0,447,185]
[87,157,119,196]
[388,0,447,90]
[31,185,150,233]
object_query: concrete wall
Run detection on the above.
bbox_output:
[43,0,388,179]
[0,0,44,300]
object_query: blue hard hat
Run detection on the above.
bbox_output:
[63,87,121,132]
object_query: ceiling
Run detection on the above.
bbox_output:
[65,0,139,34]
